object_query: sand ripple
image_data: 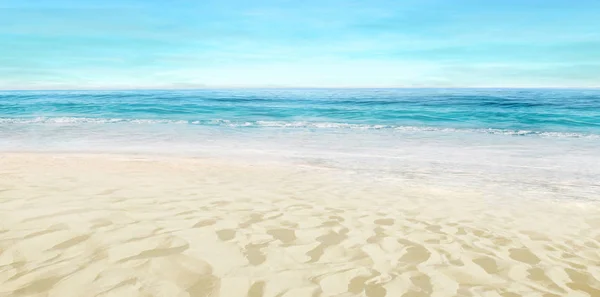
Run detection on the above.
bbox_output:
[0,154,599,296]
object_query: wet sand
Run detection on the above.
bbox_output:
[0,153,599,297]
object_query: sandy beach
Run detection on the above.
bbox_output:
[0,153,599,297]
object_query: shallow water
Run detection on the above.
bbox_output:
[1,89,599,202]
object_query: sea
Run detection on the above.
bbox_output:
[1,88,599,202]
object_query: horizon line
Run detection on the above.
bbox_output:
[1,86,600,92]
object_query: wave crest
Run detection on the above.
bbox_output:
[0,117,598,139]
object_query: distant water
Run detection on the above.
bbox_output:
[1,89,599,201]
[2,89,600,135]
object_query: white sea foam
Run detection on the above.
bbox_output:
[0,117,598,139]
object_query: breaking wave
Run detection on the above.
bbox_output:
[1,117,598,139]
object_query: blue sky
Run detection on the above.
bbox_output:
[1,0,599,89]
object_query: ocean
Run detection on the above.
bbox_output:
[1,88,599,201]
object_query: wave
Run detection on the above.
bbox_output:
[0,117,189,125]
[1,117,598,139]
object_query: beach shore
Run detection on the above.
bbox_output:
[0,153,599,297]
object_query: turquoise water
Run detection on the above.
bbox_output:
[1,89,599,200]
[1,89,600,136]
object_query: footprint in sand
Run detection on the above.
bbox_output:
[565,268,600,297]
[216,229,236,241]
[527,267,565,293]
[247,281,266,297]
[267,228,296,244]
[397,239,431,265]
[367,226,386,244]
[509,248,540,265]
[306,229,349,263]
[410,273,433,295]
[239,213,264,228]
[473,256,499,274]
[347,272,387,297]
[193,219,217,228]
[243,242,269,265]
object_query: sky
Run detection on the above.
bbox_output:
[1,0,599,89]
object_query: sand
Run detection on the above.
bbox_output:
[0,153,599,297]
